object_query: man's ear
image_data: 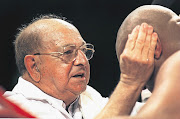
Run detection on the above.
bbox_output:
[154,37,162,59]
[24,55,41,82]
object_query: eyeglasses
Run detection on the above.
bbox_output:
[33,43,95,63]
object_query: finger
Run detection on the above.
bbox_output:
[134,23,148,55]
[124,25,140,51]
[142,25,153,60]
[148,32,158,61]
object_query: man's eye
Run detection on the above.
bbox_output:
[64,50,74,55]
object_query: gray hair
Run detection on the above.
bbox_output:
[14,14,68,75]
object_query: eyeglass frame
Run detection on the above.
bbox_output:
[33,43,95,63]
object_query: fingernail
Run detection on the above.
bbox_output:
[148,25,153,33]
[148,25,153,30]
[153,33,157,36]
[153,32,157,37]
[142,23,147,29]
[136,25,140,30]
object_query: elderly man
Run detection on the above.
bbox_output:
[96,5,180,119]
[4,14,156,118]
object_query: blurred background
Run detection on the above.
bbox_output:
[4,0,180,97]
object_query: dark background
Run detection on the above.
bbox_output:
[4,0,180,97]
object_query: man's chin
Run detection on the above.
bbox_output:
[73,84,87,95]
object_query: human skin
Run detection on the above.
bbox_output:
[23,19,90,106]
[116,5,180,92]
[6,15,157,118]
[2,19,157,118]
[22,17,155,116]
[95,22,158,119]
[103,5,180,119]
[136,50,180,119]
[109,50,180,119]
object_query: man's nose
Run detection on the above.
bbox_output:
[73,50,88,66]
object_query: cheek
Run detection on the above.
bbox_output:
[54,64,72,81]
[49,64,73,92]
[41,61,72,84]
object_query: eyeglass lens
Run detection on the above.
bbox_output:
[62,44,94,63]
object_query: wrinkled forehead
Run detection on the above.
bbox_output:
[30,18,85,50]
[116,5,180,58]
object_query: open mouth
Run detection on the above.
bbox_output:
[72,73,85,78]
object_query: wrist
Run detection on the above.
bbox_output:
[120,74,146,90]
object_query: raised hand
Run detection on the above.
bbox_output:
[120,23,158,86]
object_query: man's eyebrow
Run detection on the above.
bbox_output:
[61,44,75,47]
[61,42,85,47]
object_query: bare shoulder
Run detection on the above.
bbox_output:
[135,50,180,119]
[157,50,180,74]
[167,50,180,63]
[155,50,180,87]
[161,50,180,74]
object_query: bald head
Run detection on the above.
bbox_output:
[116,5,180,91]
[14,15,78,75]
